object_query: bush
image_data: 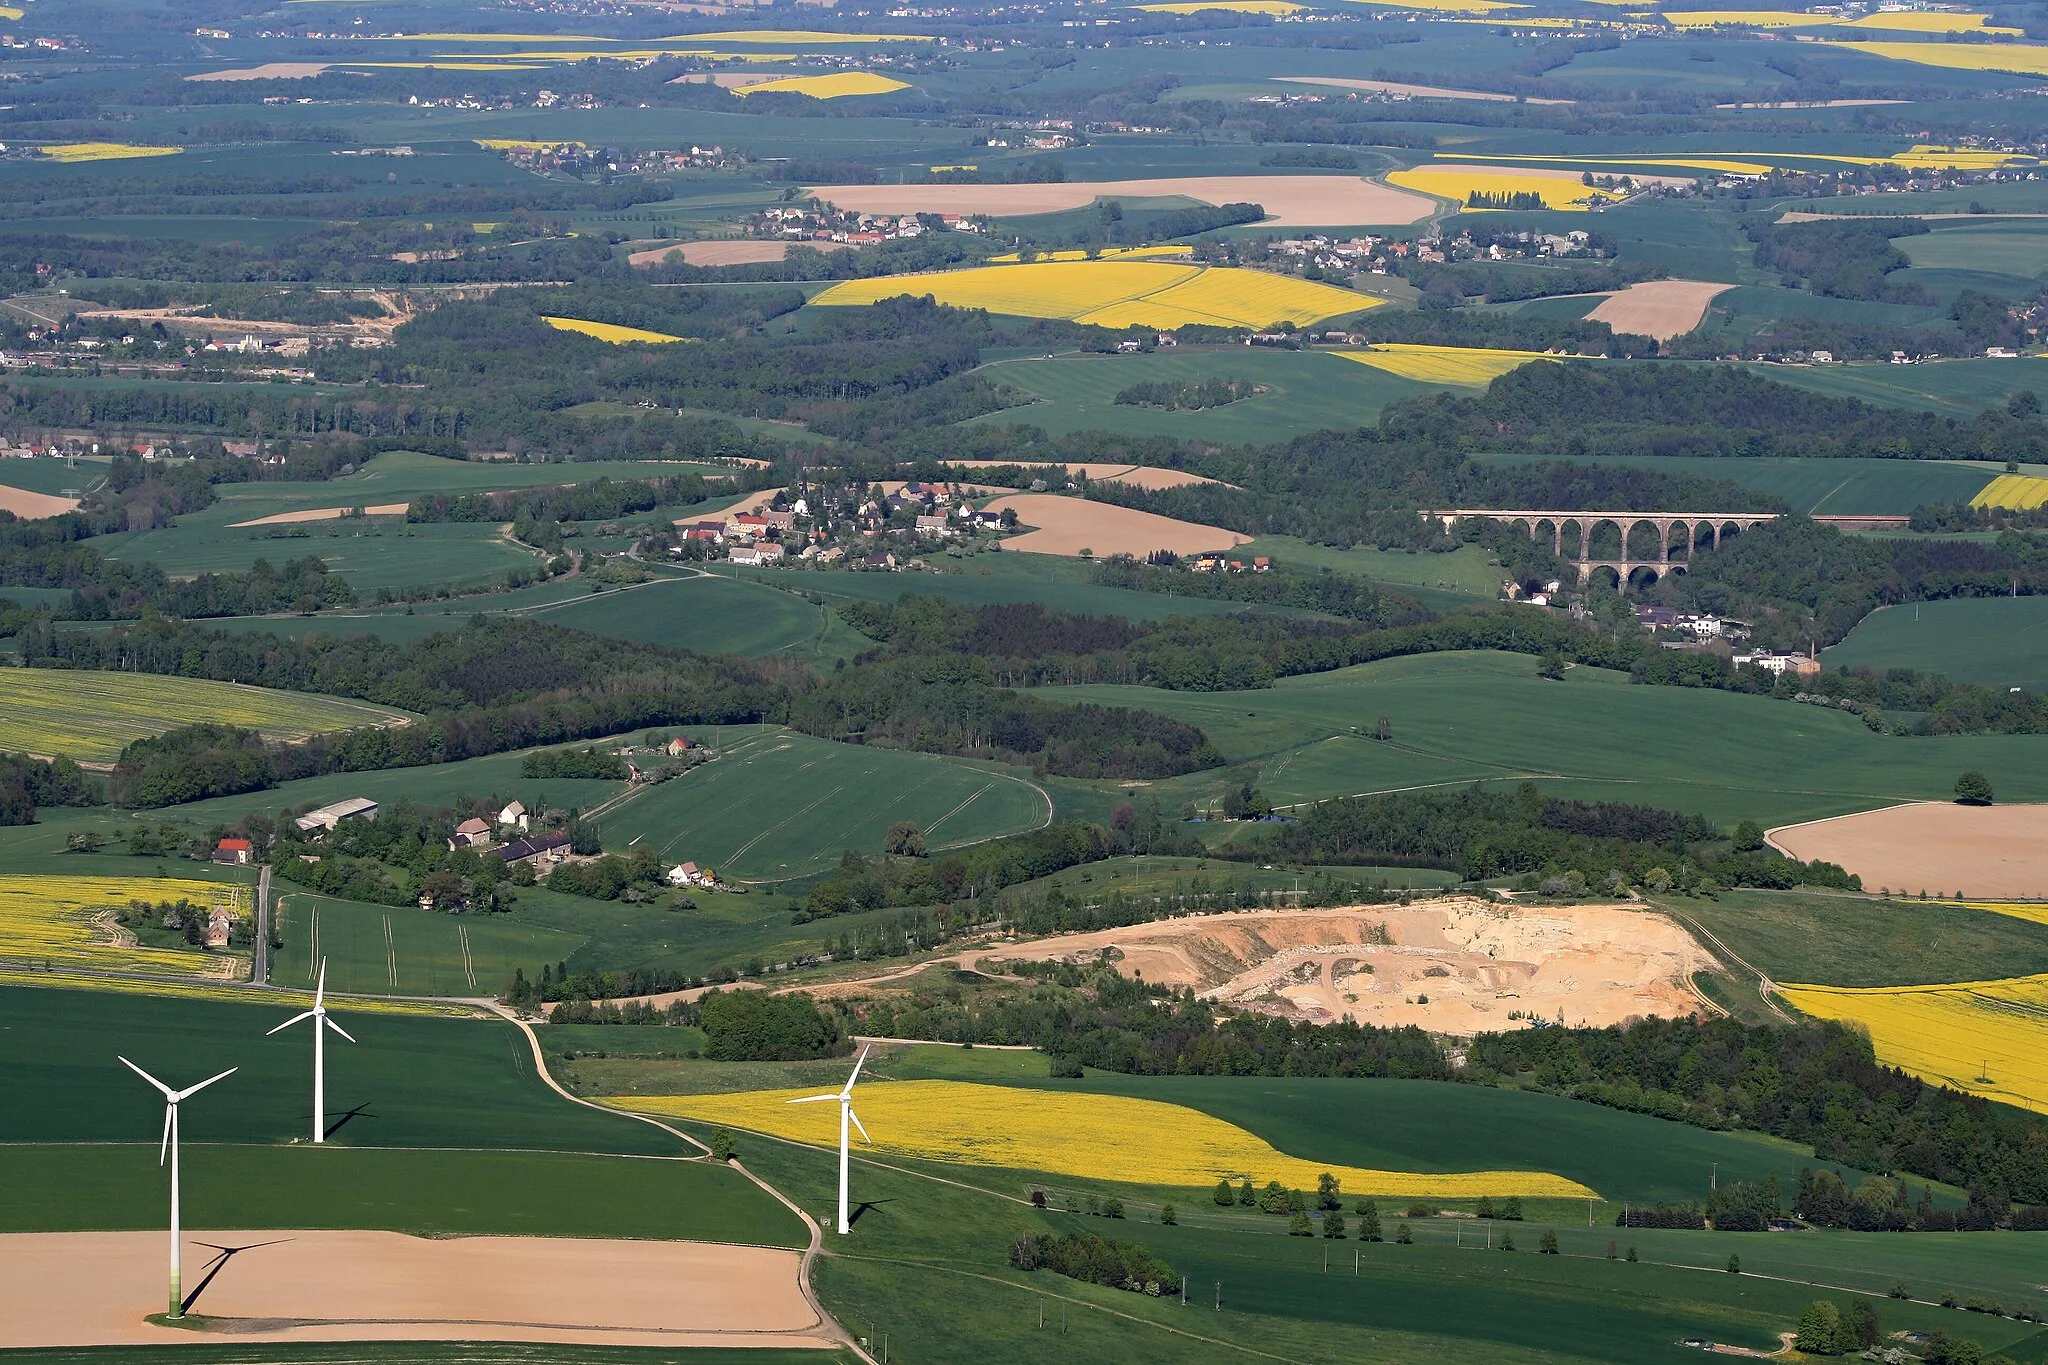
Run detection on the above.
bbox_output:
[1213,1179,1236,1207]
[1955,770,1995,805]
[1288,1211,1314,1237]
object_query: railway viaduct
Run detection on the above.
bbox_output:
[1431,509,1782,586]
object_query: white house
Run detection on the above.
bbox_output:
[667,860,714,888]
[498,800,529,832]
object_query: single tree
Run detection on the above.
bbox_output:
[884,820,927,856]
[1214,1178,1237,1207]
[1726,1254,1742,1274]
[1499,1230,1515,1251]
[1625,1246,1638,1262]
[1287,1211,1314,1237]
[1323,1210,1346,1239]
[1732,819,1766,852]
[1160,1204,1176,1226]
[1356,1199,1383,1242]
[1317,1172,1342,1211]
[1237,1178,1255,1207]
[1793,1300,1844,1355]
[1539,1230,1559,1255]
[1537,649,1567,681]
[1395,1221,1413,1245]
[1955,771,1995,806]
[1501,1196,1523,1221]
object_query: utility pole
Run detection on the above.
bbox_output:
[1215,1280,1221,1311]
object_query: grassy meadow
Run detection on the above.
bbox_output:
[1034,650,2048,826]
[1824,595,2048,692]
[1472,452,1993,516]
[271,891,586,997]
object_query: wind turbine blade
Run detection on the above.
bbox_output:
[119,1056,176,1099]
[786,1093,839,1104]
[159,1106,172,1166]
[842,1044,870,1097]
[315,958,327,1007]
[324,1017,355,1044]
[266,1011,315,1035]
[173,1066,238,1103]
[848,1106,871,1145]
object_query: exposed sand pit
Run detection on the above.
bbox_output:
[803,176,1435,228]
[1274,75,1572,104]
[1584,279,1732,342]
[230,503,409,527]
[187,63,333,81]
[630,238,851,267]
[0,486,81,519]
[944,459,1229,490]
[0,1230,831,1350]
[983,493,1249,558]
[1769,802,2048,899]
[978,898,1715,1033]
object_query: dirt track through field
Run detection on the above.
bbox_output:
[1583,279,1731,341]
[0,1231,833,1349]
[1769,801,2048,899]
[0,486,80,519]
[981,493,1248,557]
[629,239,851,267]
[1273,75,1572,104]
[803,176,1435,228]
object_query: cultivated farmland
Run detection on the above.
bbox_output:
[0,670,411,764]
[1824,595,2048,692]
[0,875,235,976]
[1778,974,2048,1110]
[617,1079,1597,1198]
[809,261,1378,329]
[590,729,1051,880]
[984,492,1250,557]
[1583,280,1731,341]
[272,892,586,997]
[1385,166,1634,212]
[1337,344,1560,385]
[541,315,686,344]
[802,176,1436,227]
[733,72,909,98]
[1767,801,2048,900]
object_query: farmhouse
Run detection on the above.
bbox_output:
[293,797,379,834]
[211,837,252,866]
[448,817,493,850]
[665,736,692,756]
[729,542,785,566]
[667,860,715,888]
[498,801,529,832]
[494,830,571,865]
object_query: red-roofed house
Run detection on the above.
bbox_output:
[212,837,252,866]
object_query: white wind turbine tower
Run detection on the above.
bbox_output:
[267,958,354,1143]
[787,1045,870,1235]
[120,1057,236,1320]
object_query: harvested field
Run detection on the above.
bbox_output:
[0,486,79,519]
[969,899,1713,1032]
[229,502,409,527]
[0,1230,829,1349]
[1769,802,2048,899]
[187,63,333,80]
[983,493,1248,557]
[629,238,849,267]
[1273,75,1571,104]
[1583,279,1732,341]
[943,459,1228,489]
[803,176,1435,228]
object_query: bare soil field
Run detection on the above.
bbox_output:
[0,486,80,519]
[944,459,1229,490]
[803,176,1435,228]
[1274,75,1571,104]
[0,1230,830,1350]
[230,503,410,527]
[1769,802,2048,899]
[1583,279,1732,341]
[629,239,851,267]
[187,63,333,81]
[982,493,1249,557]
[970,898,1714,1032]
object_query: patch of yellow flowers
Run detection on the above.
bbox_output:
[0,875,235,974]
[541,316,688,345]
[1339,343,1561,386]
[615,1079,1594,1197]
[1971,473,2048,511]
[1778,975,2048,1111]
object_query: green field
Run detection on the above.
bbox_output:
[964,348,1437,442]
[0,457,108,497]
[273,891,587,997]
[1034,650,2048,827]
[592,728,1051,881]
[149,746,626,826]
[0,985,670,1152]
[1473,452,1993,515]
[1900,219,2048,281]
[1235,537,1504,602]
[1825,594,2048,692]
[509,571,845,658]
[0,669,412,764]
[1744,359,2048,419]
[104,519,540,598]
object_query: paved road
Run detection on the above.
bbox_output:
[253,864,272,985]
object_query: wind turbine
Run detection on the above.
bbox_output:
[267,958,354,1143]
[120,1058,236,1320]
[787,1045,870,1235]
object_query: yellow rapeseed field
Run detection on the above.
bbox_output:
[1138,0,1305,12]
[1952,901,2048,928]
[0,875,233,975]
[617,1080,1594,1197]
[1779,975,2048,1112]
[1348,0,1529,14]
[810,262,1376,330]
[542,315,688,344]
[0,669,411,764]
[1387,167,1622,211]
[0,963,477,1013]
[735,72,911,97]
[1452,146,2030,173]
[1339,344,1560,385]
[1826,40,2048,77]
[39,143,183,163]
[1971,473,2048,510]
[1840,11,2023,33]
[1659,9,1833,26]
[0,7,26,20]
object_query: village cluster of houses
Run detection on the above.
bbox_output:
[673,480,1005,570]
[1191,552,1271,574]
[747,202,983,248]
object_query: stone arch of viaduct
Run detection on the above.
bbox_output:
[1432,510,1780,586]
